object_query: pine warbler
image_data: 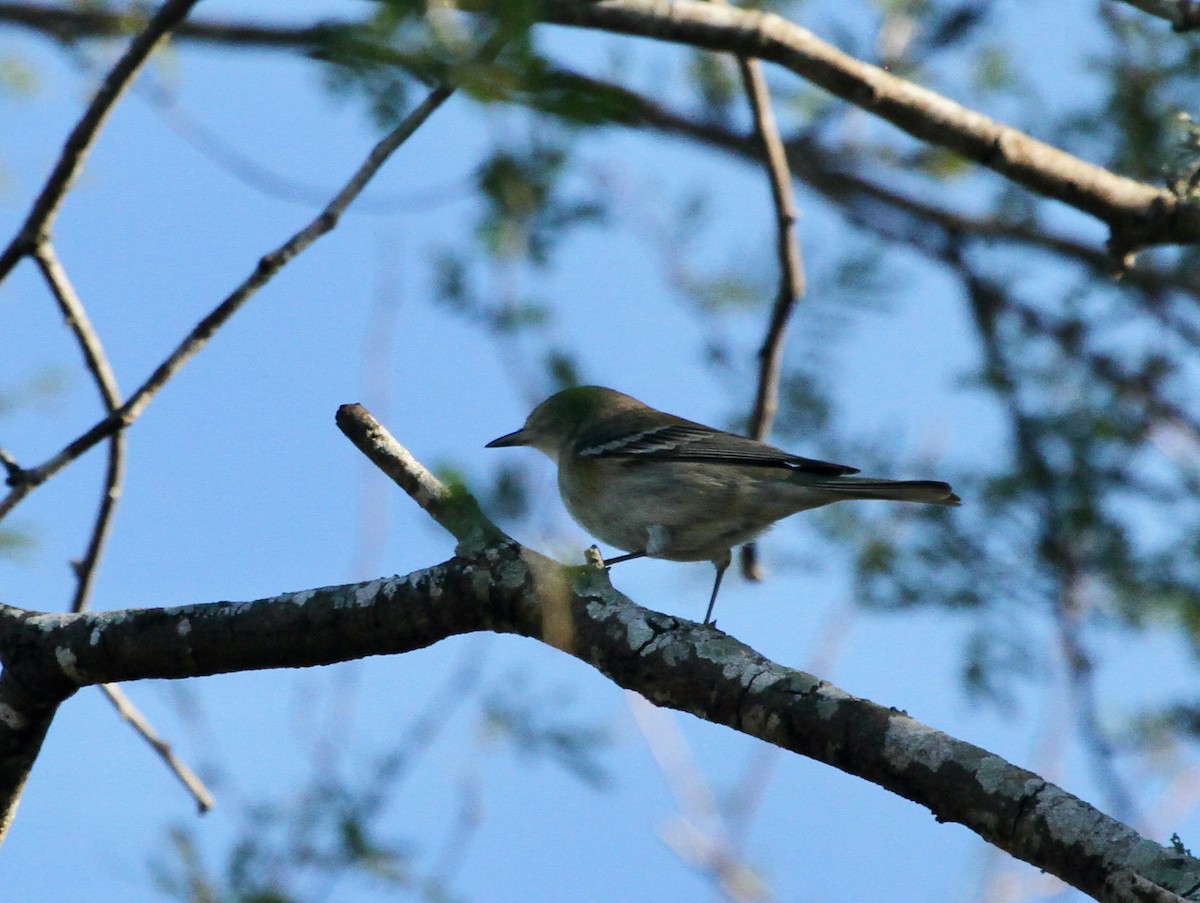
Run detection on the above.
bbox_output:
[487,386,959,624]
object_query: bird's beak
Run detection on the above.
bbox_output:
[485,428,528,448]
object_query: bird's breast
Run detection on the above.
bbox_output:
[557,459,801,561]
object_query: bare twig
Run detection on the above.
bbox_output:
[1114,0,1200,30]
[32,241,216,812]
[542,0,1200,256]
[30,242,121,413]
[335,404,505,548]
[100,683,213,812]
[0,58,479,523]
[730,55,806,583]
[738,59,805,444]
[30,241,125,613]
[0,448,21,482]
[0,0,202,283]
[534,63,1200,302]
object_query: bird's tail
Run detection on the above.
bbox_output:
[811,477,961,506]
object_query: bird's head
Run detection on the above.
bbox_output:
[486,386,637,460]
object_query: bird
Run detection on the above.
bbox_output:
[486,385,959,624]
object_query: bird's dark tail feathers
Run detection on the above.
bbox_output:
[813,477,961,506]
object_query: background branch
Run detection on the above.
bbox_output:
[1115,0,1200,30]
[99,683,213,813]
[538,65,1200,300]
[0,62,474,523]
[6,5,1199,292]
[541,0,1198,256]
[30,241,124,614]
[0,0,330,48]
[738,57,805,445]
[730,52,806,584]
[0,0,202,282]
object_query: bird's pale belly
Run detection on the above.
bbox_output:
[558,459,814,562]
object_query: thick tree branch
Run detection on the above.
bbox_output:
[0,540,1192,903]
[539,0,1200,257]
[1,407,1198,901]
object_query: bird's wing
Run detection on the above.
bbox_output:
[575,421,859,476]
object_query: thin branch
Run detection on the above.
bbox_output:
[99,683,213,812]
[738,58,805,443]
[0,0,202,282]
[731,55,806,583]
[30,242,121,412]
[1114,0,1200,30]
[32,240,220,814]
[30,240,125,613]
[541,0,1200,257]
[0,449,21,482]
[537,63,1200,301]
[0,1,333,48]
[0,51,483,523]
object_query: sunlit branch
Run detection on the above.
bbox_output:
[99,683,214,813]
[540,0,1199,258]
[533,64,1200,304]
[30,241,125,614]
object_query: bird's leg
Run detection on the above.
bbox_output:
[703,553,732,625]
[604,550,647,566]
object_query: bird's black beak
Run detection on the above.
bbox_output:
[485,429,527,448]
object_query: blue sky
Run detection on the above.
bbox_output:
[2,2,1196,901]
